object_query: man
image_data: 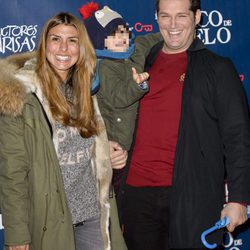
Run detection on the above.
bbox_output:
[116,0,250,249]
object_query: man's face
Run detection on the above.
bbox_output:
[104,25,130,52]
[157,0,201,54]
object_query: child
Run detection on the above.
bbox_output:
[79,2,150,151]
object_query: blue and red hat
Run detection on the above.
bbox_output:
[79,2,127,50]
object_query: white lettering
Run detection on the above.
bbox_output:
[0,214,4,230]
[3,37,14,52]
[217,27,231,44]
[60,150,90,165]
[197,28,216,44]
[208,10,223,27]
[76,151,85,163]
[200,10,223,28]
[234,239,243,246]
[57,129,66,142]
[224,20,232,26]
[200,11,209,28]
[198,10,232,45]
[197,27,231,45]
[60,153,76,165]
[60,153,68,165]
[67,153,75,165]
[0,24,38,55]
[222,231,234,247]
[19,36,32,51]
[70,127,78,137]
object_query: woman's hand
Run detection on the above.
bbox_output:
[109,141,128,169]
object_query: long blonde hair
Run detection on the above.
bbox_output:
[36,12,98,137]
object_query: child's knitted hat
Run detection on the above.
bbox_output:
[79,2,127,49]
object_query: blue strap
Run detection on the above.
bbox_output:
[91,59,100,95]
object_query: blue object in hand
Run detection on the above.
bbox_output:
[201,205,250,249]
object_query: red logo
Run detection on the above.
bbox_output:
[239,74,244,82]
[134,22,153,32]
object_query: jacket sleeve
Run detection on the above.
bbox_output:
[214,59,250,204]
[128,32,163,72]
[98,60,148,108]
[0,115,31,245]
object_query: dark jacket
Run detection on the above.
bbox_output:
[118,38,250,248]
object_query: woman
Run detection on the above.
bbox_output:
[0,12,126,250]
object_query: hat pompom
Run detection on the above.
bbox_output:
[79,2,99,20]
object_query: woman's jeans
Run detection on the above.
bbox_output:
[74,215,104,250]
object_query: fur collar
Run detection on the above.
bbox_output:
[0,51,43,117]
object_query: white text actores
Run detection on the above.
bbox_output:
[0,24,38,54]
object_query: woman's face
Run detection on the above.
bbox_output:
[46,24,80,81]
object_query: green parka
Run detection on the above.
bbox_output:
[0,52,126,250]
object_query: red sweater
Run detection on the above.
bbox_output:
[126,50,187,186]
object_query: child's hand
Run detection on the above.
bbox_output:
[132,67,149,84]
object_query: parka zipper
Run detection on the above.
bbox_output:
[40,194,48,249]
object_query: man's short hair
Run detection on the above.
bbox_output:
[156,0,201,15]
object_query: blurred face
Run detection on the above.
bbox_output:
[157,0,201,54]
[104,25,130,52]
[46,24,80,80]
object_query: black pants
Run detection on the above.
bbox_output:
[173,249,221,250]
[122,185,171,250]
[172,249,221,250]
[122,185,221,250]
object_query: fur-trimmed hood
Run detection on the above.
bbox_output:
[0,52,42,117]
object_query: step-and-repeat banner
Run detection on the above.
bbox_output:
[0,0,249,249]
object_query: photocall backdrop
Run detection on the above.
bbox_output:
[0,0,249,249]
